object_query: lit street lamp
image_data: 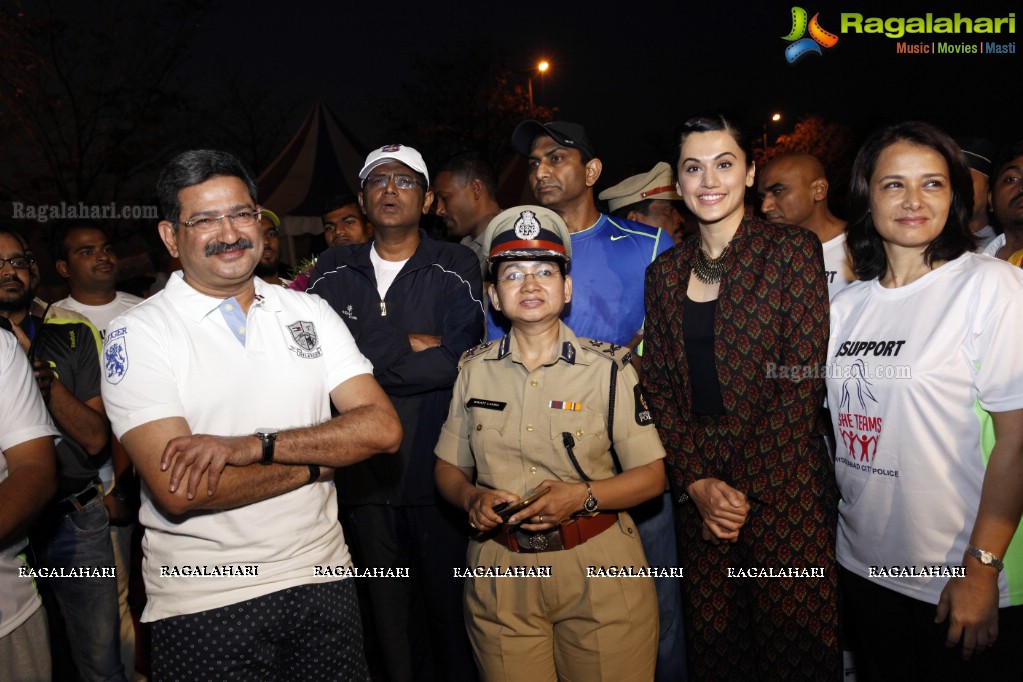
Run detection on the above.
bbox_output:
[528,60,550,116]
[763,112,782,151]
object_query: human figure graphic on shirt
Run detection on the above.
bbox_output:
[840,359,877,412]
[857,434,875,462]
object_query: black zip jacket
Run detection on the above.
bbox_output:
[308,231,484,504]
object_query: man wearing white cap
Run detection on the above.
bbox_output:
[600,162,686,241]
[307,144,483,682]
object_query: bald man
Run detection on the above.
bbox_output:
[758,154,853,299]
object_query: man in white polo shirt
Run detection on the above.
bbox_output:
[100,149,401,680]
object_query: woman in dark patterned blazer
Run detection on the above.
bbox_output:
[643,113,841,681]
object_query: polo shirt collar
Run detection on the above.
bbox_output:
[165,271,280,322]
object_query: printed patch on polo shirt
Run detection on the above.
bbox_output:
[286,321,322,359]
[549,401,582,411]
[466,398,506,411]
[103,327,129,384]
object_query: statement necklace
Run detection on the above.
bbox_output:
[692,242,729,284]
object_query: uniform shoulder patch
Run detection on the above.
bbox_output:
[459,340,494,368]
[579,337,631,368]
[634,384,654,426]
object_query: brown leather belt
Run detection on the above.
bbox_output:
[490,513,618,553]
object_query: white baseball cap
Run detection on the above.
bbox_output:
[358,144,429,185]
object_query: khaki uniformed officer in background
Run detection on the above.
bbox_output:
[434,205,666,681]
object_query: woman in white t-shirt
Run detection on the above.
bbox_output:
[828,121,1023,680]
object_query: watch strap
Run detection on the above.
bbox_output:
[258,431,277,465]
[966,544,1004,571]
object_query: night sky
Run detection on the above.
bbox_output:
[193,0,1020,184]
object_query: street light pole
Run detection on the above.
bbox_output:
[763,112,782,151]
[528,60,550,116]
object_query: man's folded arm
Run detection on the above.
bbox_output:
[120,417,310,516]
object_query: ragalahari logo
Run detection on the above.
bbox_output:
[782,7,839,63]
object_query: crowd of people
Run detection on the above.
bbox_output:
[1,113,1022,682]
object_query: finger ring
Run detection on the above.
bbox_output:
[469,519,477,529]
[539,515,544,523]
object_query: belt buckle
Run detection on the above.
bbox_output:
[528,534,549,551]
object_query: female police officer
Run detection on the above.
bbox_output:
[435,205,666,681]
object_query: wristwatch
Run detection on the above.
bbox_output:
[582,483,599,514]
[966,545,1004,571]
[255,429,279,466]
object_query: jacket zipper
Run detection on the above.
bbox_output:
[380,301,387,317]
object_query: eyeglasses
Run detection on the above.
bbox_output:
[179,209,261,232]
[362,173,424,190]
[0,256,34,270]
[496,266,562,284]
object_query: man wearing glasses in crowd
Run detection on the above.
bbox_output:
[308,144,483,682]
[101,150,401,680]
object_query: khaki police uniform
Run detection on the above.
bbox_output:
[435,321,663,682]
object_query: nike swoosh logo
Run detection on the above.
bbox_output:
[610,235,627,241]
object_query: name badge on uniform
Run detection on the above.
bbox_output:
[549,401,582,411]
[466,398,507,411]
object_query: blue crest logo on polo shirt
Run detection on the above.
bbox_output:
[103,327,128,384]
[287,321,322,359]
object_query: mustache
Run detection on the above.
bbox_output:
[204,238,254,257]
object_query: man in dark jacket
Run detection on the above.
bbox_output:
[308,144,483,682]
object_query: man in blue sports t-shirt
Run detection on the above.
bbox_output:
[488,120,672,351]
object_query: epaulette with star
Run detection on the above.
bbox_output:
[579,338,633,368]
[458,339,496,368]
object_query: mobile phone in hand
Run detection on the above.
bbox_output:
[492,486,552,521]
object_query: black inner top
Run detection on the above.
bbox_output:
[683,296,726,416]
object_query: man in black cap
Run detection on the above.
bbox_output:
[957,138,998,252]
[499,122,684,682]
[490,120,672,349]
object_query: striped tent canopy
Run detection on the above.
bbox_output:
[257,101,368,238]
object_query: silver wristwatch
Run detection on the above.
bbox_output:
[966,544,1004,571]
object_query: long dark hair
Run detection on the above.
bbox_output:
[846,122,975,280]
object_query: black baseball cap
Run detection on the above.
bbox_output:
[512,120,597,159]
[956,137,994,177]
